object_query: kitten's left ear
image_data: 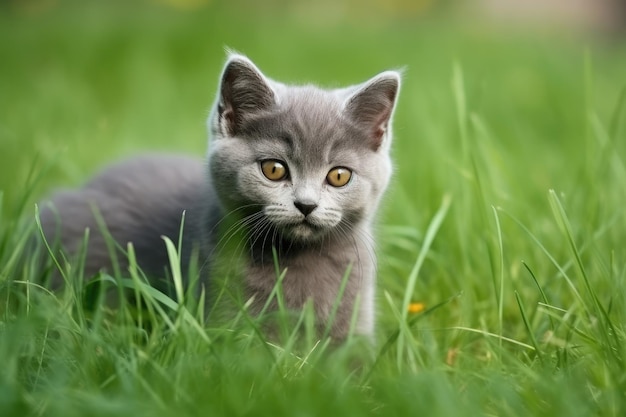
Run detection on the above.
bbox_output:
[217,54,276,136]
[344,71,401,151]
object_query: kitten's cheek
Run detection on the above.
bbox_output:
[237,172,269,202]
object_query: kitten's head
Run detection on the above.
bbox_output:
[207,54,400,244]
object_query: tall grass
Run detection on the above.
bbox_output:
[2,2,626,416]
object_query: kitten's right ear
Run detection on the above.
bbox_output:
[344,71,400,151]
[217,55,276,136]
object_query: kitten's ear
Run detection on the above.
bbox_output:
[217,54,276,135]
[344,71,400,151]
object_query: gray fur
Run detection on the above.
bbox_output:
[40,54,400,339]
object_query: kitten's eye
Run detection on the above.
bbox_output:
[261,160,288,181]
[326,167,352,187]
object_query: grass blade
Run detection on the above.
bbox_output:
[322,262,352,340]
[397,194,451,362]
[491,205,504,350]
[163,236,185,305]
[515,291,544,365]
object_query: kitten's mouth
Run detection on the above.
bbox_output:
[262,206,337,242]
[302,218,321,229]
[285,218,324,241]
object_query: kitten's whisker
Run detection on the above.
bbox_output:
[271,225,280,260]
[212,211,264,252]
[332,221,376,282]
[249,218,273,259]
[218,214,270,276]
[202,212,266,274]
[258,220,277,266]
[202,203,265,249]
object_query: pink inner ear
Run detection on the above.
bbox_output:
[220,106,236,135]
[371,108,392,150]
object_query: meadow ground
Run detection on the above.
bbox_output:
[1,1,626,416]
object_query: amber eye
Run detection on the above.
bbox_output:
[261,160,288,181]
[326,167,352,187]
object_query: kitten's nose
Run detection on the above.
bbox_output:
[294,201,318,216]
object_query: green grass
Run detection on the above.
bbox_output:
[2,1,626,416]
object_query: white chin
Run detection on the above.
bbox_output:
[288,223,322,241]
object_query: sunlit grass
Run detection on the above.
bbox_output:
[1,2,626,416]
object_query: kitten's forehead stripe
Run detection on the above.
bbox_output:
[295,90,358,159]
[280,132,294,149]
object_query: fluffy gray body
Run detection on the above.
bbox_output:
[40,54,400,339]
[40,155,216,293]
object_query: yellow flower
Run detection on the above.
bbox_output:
[408,302,425,314]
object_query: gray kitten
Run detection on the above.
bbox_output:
[40,54,400,339]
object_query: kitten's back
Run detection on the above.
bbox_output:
[40,154,209,287]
